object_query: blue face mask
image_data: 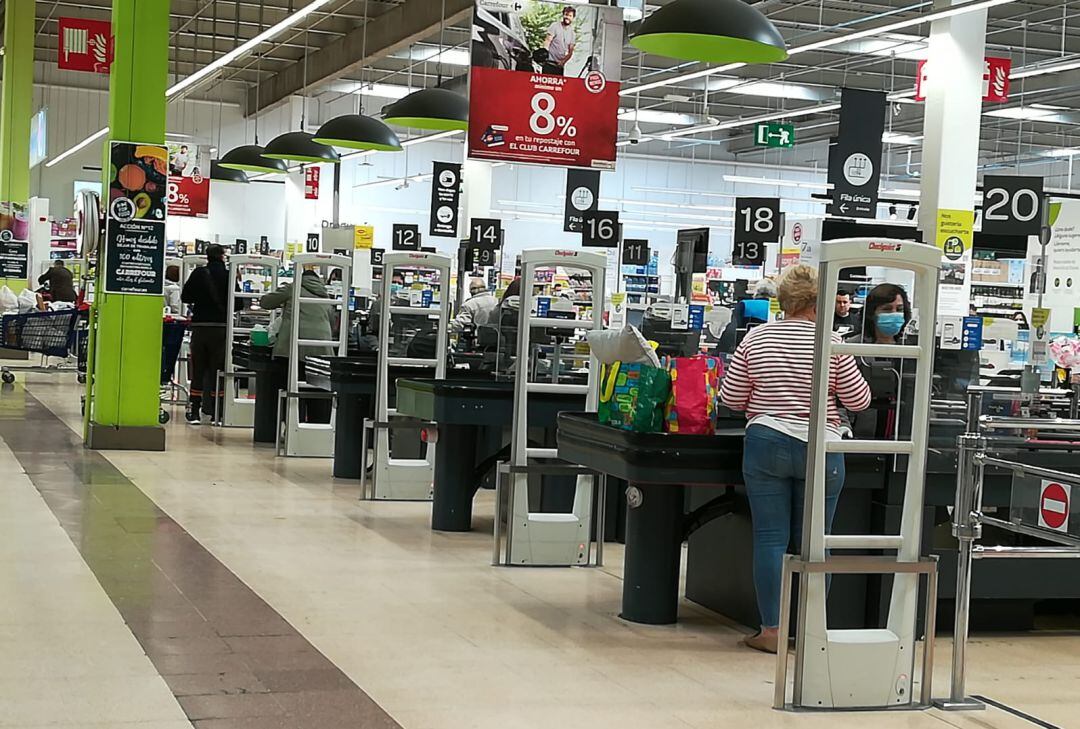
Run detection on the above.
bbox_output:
[876,311,906,337]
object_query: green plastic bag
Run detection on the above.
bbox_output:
[598,362,672,433]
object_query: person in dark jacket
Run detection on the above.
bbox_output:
[38,261,77,303]
[181,244,229,423]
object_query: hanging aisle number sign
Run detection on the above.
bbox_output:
[733,197,780,266]
[305,233,320,253]
[370,248,385,266]
[622,239,650,267]
[234,238,248,255]
[258,236,270,255]
[392,223,420,251]
[469,218,502,248]
[981,176,1043,236]
[582,210,620,248]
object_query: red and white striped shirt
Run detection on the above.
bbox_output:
[720,319,871,440]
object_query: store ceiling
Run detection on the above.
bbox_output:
[14,0,1080,180]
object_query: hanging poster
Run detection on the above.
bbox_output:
[57,17,113,74]
[827,89,886,219]
[1031,199,1080,332]
[429,162,462,237]
[304,166,321,200]
[916,57,1010,103]
[0,202,30,280]
[354,225,374,249]
[468,0,623,169]
[104,142,168,295]
[166,142,210,218]
[563,168,600,232]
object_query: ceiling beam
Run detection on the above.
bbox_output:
[245,0,472,116]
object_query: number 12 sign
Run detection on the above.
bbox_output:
[733,197,781,267]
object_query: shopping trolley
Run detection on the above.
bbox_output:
[1,308,83,384]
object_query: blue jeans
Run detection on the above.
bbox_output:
[742,424,845,628]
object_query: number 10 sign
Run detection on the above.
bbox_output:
[733,197,781,267]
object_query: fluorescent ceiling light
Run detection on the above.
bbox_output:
[705,78,837,103]
[723,175,830,191]
[660,103,842,141]
[398,46,471,67]
[1042,148,1080,157]
[48,0,333,166]
[621,0,1017,97]
[329,81,414,99]
[618,109,711,125]
[882,131,924,145]
[984,106,1060,120]
[45,127,109,168]
[1011,58,1080,80]
[400,129,462,146]
[824,34,929,61]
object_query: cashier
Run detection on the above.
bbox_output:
[451,278,498,334]
[720,265,871,654]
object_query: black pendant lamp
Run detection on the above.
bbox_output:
[217,145,288,175]
[630,0,788,65]
[312,114,402,152]
[210,160,249,184]
[383,88,469,132]
[262,131,341,164]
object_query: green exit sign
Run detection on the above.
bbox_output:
[754,122,795,148]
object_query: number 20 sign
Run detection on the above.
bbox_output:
[981,176,1043,236]
[733,197,781,267]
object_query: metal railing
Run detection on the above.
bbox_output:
[936,389,1080,711]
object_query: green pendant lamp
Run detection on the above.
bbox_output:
[218,145,288,175]
[312,114,402,151]
[262,131,341,164]
[630,0,787,64]
[210,160,250,184]
[383,88,469,132]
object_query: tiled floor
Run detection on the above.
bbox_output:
[4,373,1079,728]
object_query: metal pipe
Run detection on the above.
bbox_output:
[966,391,984,433]
[977,454,1080,485]
[979,514,1080,547]
[974,545,1080,559]
[979,415,1080,431]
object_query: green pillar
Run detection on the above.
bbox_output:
[84,0,170,449]
[0,0,34,293]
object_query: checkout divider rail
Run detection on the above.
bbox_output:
[217,254,279,427]
[276,253,352,458]
[362,251,452,501]
[494,248,607,567]
[936,397,1080,711]
[776,238,943,711]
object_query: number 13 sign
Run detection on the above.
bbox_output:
[733,197,781,267]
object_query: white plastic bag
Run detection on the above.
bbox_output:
[17,288,39,314]
[0,286,17,314]
[586,325,660,367]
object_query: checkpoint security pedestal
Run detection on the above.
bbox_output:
[775,238,941,711]
[218,254,279,427]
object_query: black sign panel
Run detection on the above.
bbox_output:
[564,169,600,233]
[258,236,270,255]
[333,248,350,257]
[429,161,462,237]
[194,239,208,255]
[104,219,166,295]
[622,239,650,267]
[732,239,767,267]
[469,217,502,248]
[582,210,620,248]
[982,176,1044,236]
[677,227,710,272]
[392,223,420,251]
[305,233,320,253]
[370,248,385,266]
[734,197,781,245]
[0,240,28,279]
[234,238,248,254]
[828,89,886,219]
[465,245,499,269]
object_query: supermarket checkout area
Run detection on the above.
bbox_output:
[557,347,1080,630]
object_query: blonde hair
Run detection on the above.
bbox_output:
[777,265,818,316]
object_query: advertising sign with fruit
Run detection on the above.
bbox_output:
[0,201,30,280]
[467,0,622,170]
[104,142,168,296]
[167,143,210,218]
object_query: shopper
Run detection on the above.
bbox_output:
[717,278,776,353]
[860,283,911,344]
[833,290,861,332]
[37,260,77,303]
[720,265,871,654]
[164,264,183,315]
[181,244,229,424]
[260,267,335,423]
[1014,311,1030,330]
[451,278,498,333]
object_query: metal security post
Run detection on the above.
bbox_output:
[934,433,987,711]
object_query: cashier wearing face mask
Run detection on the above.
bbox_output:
[861,283,911,344]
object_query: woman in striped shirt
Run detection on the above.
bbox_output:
[720,265,872,653]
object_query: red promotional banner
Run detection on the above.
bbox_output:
[166,143,210,218]
[915,57,1010,103]
[305,166,321,199]
[57,17,113,74]
[468,1,623,170]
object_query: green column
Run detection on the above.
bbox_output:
[0,0,34,293]
[84,0,170,449]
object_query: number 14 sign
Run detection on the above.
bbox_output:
[733,197,781,267]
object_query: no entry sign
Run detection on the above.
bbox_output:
[1038,480,1071,533]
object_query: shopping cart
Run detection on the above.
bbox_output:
[160,318,190,421]
[1,308,82,384]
